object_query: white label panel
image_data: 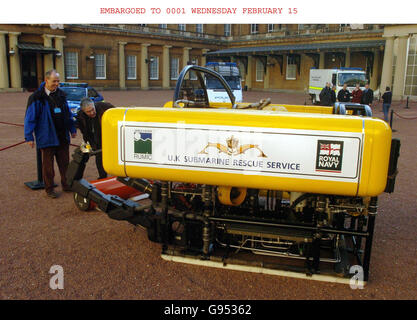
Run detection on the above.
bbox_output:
[119,121,363,182]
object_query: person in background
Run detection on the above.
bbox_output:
[76,98,114,179]
[24,69,77,198]
[382,86,393,122]
[331,85,337,105]
[361,83,374,106]
[351,83,363,103]
[319,82,333,106]
[337,83,351,102]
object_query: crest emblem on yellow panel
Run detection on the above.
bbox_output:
[199,135,267,157]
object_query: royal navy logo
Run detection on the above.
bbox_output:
[315,140,343,172]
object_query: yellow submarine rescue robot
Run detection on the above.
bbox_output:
[67,65,400,284]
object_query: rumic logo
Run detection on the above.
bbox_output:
[133,130,152,160]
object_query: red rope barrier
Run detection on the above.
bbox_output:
[393,111,417,120]
[0,141,79,151]
[0,121,24,127]
[0,140,26,151]
[0,121,80,147]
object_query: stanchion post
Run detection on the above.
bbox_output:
[389,109,393,128]
[389,109,394,129]
[24,148,45,190]
[389,109,397,132]
[405,96,410,109]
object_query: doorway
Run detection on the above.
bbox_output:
[21,52,38,91]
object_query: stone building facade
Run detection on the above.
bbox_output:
[209,24,384,94]
[0,24,219,92]
[0,24,416,100]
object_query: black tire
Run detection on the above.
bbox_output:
[73,192,91,211]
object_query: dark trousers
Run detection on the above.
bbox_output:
[40,143,69,193]
[95,152,107,179]
[383,103,391,122]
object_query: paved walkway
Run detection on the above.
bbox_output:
[0,90,416,299]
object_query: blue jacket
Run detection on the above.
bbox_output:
[24,82,76,149]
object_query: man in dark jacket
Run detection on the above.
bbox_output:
[337,84,351,102]
[331,85,337,105]
[319,82,333,106]
[24,69,77,198]
[76,98,114,179]
[382,86,393,122]
[361,83,374,106]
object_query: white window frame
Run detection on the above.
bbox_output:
[404,35,417,96]
[95,53,106,79]
[126,55,137,80]
[149,56,159,80]
[268,24,274,33]
[159,24,167,29]
[224,24,231,37]
[196,24,203,34]
[286,56,297,80]
[65,51,78,79]
[339,24,349,32]
[178,24,186,32]
[170,57,179,80]
[251,24,259,34]
[256,59,264,82]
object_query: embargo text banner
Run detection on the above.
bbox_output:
[1,0,416,23]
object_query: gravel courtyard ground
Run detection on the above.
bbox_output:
[0,89,416,300]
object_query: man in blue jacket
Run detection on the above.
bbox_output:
[24,69,77,198]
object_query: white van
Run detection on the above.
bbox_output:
[309,68,367,104]
[205,62,243,103]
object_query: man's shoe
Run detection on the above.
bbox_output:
[46,191,59,199]
[62,185,72,192]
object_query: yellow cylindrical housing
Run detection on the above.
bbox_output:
[217,186,247,206]
[102,107,392,197]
